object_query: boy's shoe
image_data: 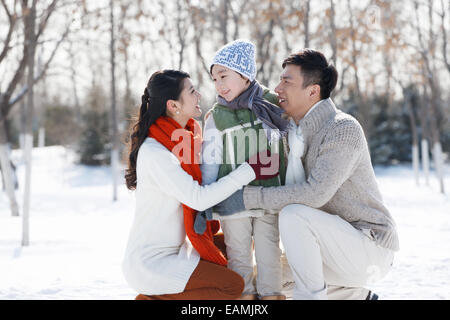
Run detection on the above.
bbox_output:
[366,291,379,300]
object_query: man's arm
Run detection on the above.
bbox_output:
[244,120,365,211]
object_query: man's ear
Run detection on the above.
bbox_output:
[310,84,321,98]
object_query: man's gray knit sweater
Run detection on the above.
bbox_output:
[243,98,400,251]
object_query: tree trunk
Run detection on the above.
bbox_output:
[176,0,186,70]
[329,0,337,67]
[421,138,430,186]
[256,9,275,85]
[0,0,61,219]
[36,49,45,149]
[346,0,370,140]
[189,6,210,88]
[428,83,445,194]
[303,0,311,48]
[110,0,118,202]
[432,142,445,193]
[0,119,19,217]
[424,0,445,194]
[440,0,450,75]
[329,0,339,99]
[38,127,45,148]
[68,41,82,122]
[22,0,38,247]
[219,0,229,45]
[20,78,26,159]
[412,144,420,186]
[419,86,431,186]
[404,88,420,185]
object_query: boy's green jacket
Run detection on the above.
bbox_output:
[210,87,287,187]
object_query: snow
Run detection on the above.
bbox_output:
[1,146,449,300]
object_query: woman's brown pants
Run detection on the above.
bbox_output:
[135,233,244,300]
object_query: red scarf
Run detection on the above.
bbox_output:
[148,116,227,266]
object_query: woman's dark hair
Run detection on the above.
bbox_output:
[125,69,190,190]
[282,49,338,99]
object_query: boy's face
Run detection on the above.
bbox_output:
[211,65,250,102]
[275,64,319,121]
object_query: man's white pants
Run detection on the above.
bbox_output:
[279,204,394,300]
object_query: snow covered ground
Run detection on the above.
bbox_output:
[0,146,449,300]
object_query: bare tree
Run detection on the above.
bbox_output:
[2,0,61,218]
[327,0,350,98]
[250,0,276,85]
[36,47,47,148]
[188,3,212,88]
[420,83,431,186]
[218,0,229,45]
[66,41,82,122]
[0,0,71,222]
[0,0,20,217]
[110,0,119,201]
[329,0,337,67]
[175,0,189,70]
[303,0,311,48]
[413,0,445,194]
[407,89,420,186]
[439,0,450,75]
[117,1,133,115]
[229,0,248,40]
[21,0,39,247]
[274,5,292,54]
[397,80,420,185]
[0,0,18,64]
[345,0,367,134]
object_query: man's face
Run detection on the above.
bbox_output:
[275,64,317,121]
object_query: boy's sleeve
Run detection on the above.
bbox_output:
[201,112,223,185]
[262,88,280,106]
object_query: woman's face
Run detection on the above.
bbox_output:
[211,65,250,102]
[176,78,202,120]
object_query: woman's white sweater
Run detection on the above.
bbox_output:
[122,137,255,295]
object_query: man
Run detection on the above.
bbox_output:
[214,49,399,300]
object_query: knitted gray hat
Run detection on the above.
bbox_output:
[210,39,257,81]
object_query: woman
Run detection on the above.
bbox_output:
[122,70,275,300]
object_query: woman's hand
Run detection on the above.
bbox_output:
[247,149,279,180]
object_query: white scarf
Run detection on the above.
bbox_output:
[285,119,306,185]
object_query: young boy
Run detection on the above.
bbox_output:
[200,40,289,300]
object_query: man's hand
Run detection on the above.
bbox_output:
[213,189,246,216]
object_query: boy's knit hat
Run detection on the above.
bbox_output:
[210,39,257,81]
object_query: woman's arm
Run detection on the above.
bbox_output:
[201,113,222,185]
[143,142,255,211]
